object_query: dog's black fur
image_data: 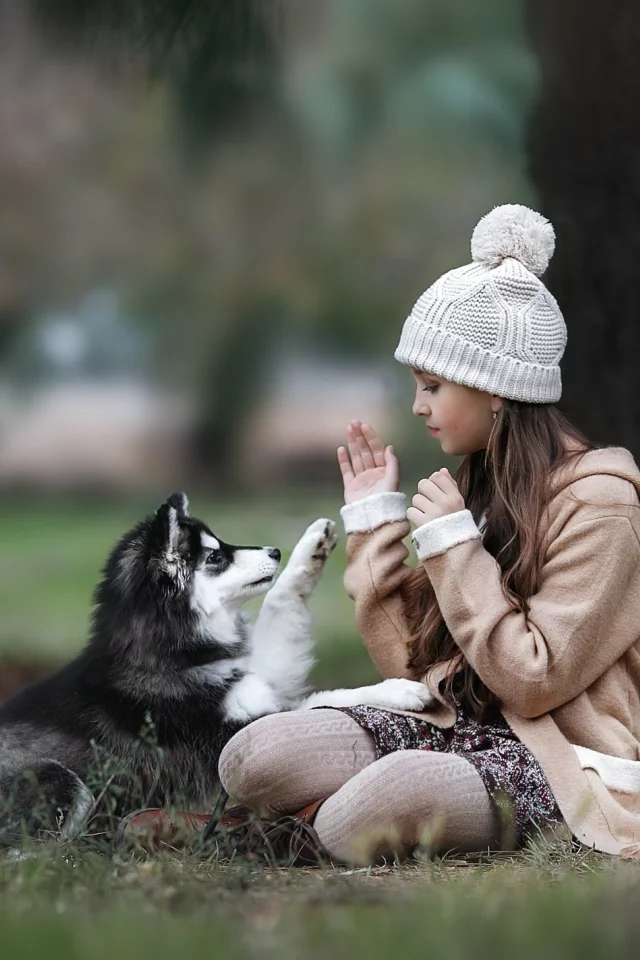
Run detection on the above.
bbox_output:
[0,492,285,839]
[0,491,433,842]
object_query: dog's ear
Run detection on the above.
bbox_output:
[166,491,189,518]
[152,502,181,557]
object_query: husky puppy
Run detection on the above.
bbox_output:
[0,493,432,840]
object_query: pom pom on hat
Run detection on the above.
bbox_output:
[470,204,555,276]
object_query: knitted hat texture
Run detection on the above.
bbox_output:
[394,204,567,403]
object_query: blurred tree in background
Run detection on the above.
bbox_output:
[2,1,574,488]
[527,1,640,456]
[29,0,280,146]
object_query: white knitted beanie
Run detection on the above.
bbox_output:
[394,204,567,403]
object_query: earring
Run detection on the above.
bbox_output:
[492,412,497,421]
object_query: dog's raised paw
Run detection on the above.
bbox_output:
[360,678,435,712]
[295,518,338,562]
[311,519,339,560]
[277,518,338,598]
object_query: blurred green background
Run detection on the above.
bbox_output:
[0,0,535,680]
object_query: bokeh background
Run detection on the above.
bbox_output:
[0,0,599,694]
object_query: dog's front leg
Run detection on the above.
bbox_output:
[248,518,338,707]
[295,677,436,712]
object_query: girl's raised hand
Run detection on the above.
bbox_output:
[337,421,400,504]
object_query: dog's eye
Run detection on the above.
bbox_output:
[206,551,221,565]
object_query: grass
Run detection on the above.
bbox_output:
[1,838,640,959]
[1,493,640,957]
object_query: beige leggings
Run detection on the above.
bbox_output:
[219,709,504,865]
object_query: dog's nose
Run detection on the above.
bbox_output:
[268,548,281,562]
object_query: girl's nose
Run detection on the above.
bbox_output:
[413,393,430,417]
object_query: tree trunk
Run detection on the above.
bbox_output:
[526,0,640,456]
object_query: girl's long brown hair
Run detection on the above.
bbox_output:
[401,401,592,720]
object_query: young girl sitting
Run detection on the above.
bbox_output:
[216,204,640,865]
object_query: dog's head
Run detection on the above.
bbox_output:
[109,492,281,618]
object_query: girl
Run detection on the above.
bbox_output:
[215,204,640,865]
[125,205,640,863]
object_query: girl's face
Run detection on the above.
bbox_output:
[411,369,502,456]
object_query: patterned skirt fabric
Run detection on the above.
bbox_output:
[336,705,563,847]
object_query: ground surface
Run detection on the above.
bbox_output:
[1,494,639,957]
[2,839,640,959]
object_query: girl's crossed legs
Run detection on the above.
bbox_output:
[218,708,501,865]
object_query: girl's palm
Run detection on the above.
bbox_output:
[337,421,400,504]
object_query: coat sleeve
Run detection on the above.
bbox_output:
[419,504,640,718]
[340,492,415,679]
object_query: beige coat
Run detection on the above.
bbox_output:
[340,446,640,853]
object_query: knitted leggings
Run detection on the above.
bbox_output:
[218,709,503,865]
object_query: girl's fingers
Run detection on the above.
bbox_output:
[346,422,365,475]
[416,477,446,504]
[360,423,386,468]
[426,470,457,494]
[440,467,458,485]
[337,446,355,484]
[385,445,400,487]
[356,431,375,469]
[406,506,425,527]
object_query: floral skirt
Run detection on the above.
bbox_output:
[336,705,563,847]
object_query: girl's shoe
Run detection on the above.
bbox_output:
[115,807,215,850]
[212,799,330,866]
[116,799,331,866]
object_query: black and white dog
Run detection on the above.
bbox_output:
[0,493,432,840]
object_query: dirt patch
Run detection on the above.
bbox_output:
[0,657,55,704]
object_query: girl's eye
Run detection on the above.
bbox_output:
[422,385,438,393]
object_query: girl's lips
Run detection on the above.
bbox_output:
[428,426,440,435]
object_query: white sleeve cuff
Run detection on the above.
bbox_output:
[340,492,408,534]
[411,509,482,561]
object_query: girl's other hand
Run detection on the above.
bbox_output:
[337,421,400,504]
[407,468,466,526]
